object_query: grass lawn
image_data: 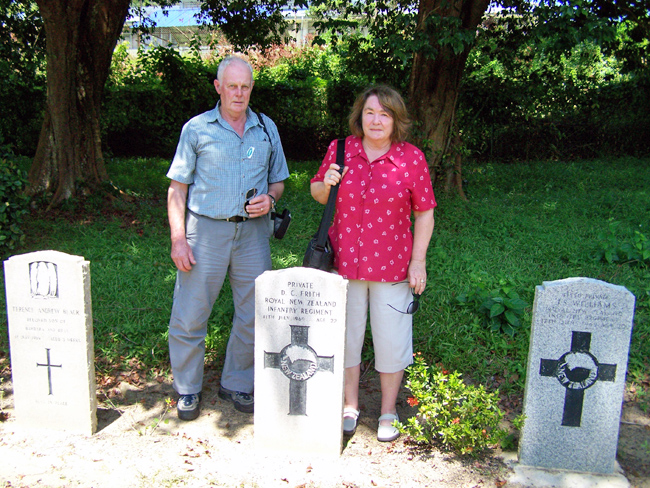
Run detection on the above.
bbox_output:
[1,155,649,409]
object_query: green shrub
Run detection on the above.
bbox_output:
[0,61,45,157]
[595,221,650,266]
[456,277,528,337]
[0,1,46,157]
[99,37,649,163]
[461,33,650,161]
[253,74,334,160]
[102,45,216,158]
[0,157,30,255]
[101,43,374,161]
[399,353,506,456]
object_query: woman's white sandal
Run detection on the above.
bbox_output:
[377,413,400,442]
[343,407,360,435]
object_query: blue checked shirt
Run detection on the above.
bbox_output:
[167,103,289,219]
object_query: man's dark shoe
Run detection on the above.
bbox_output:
[218,386,254,413]
[177,392,201,421]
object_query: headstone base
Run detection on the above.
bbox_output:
[503,453,630,488]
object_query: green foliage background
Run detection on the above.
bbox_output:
[0,0,46,153]
[2,0,649,162]
[0,157,29,254]
[101,42,368,161]
[461,33,650,161]
[102,29,650,162]
[3,18,648,162]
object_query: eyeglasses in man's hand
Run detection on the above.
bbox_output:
[244,188,257,213]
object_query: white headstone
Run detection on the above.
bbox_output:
[4,250,97,435]
[519,277,635,474]
[254,267,348,456]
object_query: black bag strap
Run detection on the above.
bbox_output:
[315,138,346,248]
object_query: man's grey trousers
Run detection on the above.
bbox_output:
[168,210,272,395]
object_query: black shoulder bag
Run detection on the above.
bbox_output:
[302,139,345,271]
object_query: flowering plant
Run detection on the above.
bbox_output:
[398,353,506,456]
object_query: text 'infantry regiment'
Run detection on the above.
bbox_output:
[254,267,348,457]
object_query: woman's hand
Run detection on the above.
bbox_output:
[407,259,427,295]
[311,164,349,204]
[324,163,348,188]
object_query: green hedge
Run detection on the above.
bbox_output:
[0,62,45,155]
[0,156,30,257]
[102,57,367,161]
[460,73,650,161]
[6,44,648,162]
[102,46,217,158]
[253,75,367,160]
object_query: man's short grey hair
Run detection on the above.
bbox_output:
[216,56,253,82]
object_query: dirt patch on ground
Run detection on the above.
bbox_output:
[617,392,650,488]
[1,367,649,488]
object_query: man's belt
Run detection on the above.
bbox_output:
[223,216,248,223]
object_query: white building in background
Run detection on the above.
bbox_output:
[121,1,316,54]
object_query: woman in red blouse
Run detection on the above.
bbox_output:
[311,85,436,441]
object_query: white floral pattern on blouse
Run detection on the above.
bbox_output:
[311,135,436,282]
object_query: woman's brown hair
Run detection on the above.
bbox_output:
[348,85,411,143]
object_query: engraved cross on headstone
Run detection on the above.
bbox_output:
[264,325,334,416]
[36,348,62,395]
[539,330,617,427]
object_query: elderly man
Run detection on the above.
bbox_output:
[166,56,288,420]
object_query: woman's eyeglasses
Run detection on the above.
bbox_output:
[388,283,421,315]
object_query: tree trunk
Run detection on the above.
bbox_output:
[408,0,489,196]
[29,0,131,207]
[444,131,467,199]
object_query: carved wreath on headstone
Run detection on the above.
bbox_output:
[264,325,334,416]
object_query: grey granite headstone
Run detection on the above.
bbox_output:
[4,251,97,435]
[519,277,635,474]
[254,267,348,456]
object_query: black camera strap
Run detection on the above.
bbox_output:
[315,138,346,249]
[252,109,293,239]
[252,109,273,158]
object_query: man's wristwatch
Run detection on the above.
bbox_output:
[268,194,276,212]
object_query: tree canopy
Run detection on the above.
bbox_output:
[5,0,648,205]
